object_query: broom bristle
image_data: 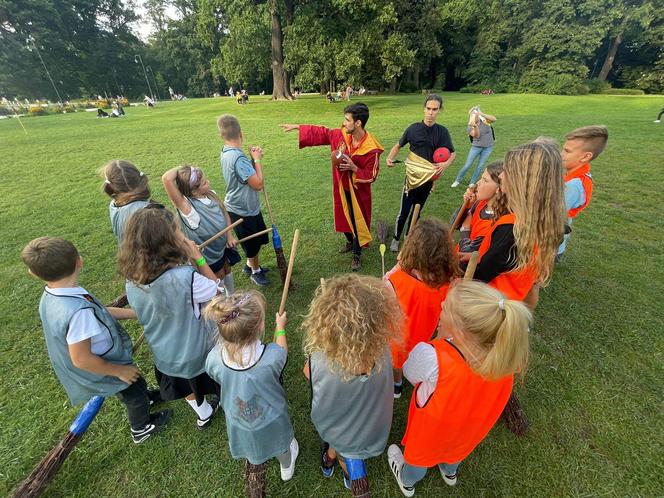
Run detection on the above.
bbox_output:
[244,461,267,498]
[351,477,371,498]
[376,220,389,244]
[107,294,128,308]
[502,393,529,436]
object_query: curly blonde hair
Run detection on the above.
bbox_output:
[100,160,150,207]
[204,291,266,367]
[399,218,459,287]
[502,141,565,284]
[302,274,403,381]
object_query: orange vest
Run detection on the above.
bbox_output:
[401,339,513,466]
[388,268,449,369]
[564,163,593,218]
[469,200,493,241]
[477,213,536,301]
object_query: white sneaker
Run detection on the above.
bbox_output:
[655,120,661,123]
[280,437,299,481]
[450,181,460,188]
[390,238,400,253]
[387,444,415,497]
[438,465,458,486]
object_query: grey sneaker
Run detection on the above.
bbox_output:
[390,238,399,253]
[387,444,415,497]
[250,271,269,287]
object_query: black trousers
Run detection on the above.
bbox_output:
[394,180,433,240]
[343,190,362,256]
[658,108,664,121]
[115,376,151,430]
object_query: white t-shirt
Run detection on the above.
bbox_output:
[179,195,214,230]
[192,272,219,318]
[403,341,440,407]
[46,286,114,355]
[222,340,265,370]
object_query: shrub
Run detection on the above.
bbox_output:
[586,78,611,94]
[28,106,47,116]
[601,88,645,95]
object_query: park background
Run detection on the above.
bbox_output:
[1,0,663,496]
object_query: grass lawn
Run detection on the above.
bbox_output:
[1,93,662,497]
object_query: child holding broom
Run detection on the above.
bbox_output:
[204,292,298,497]
[162,164,240,293]
[385,218,458,398]
[218,114,271,287]
[302,274,402,496]
[387,281,531,496]
[119,205,222,430]
[100,160,151,242]
[21,236,171,443]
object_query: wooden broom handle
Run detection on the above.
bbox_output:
[236,227,272,245]
[263,186,275,226]
[407,204,422,236]
[464,251,480,280]
[278,229,300,314]
[451,199,472,231]
[197,218,243,250]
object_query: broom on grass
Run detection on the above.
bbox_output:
[376,220,389,276]
[13,293,143,498]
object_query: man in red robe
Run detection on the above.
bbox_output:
[281,103,383,271]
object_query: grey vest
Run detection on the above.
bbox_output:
[177,196,227,265]
[221,147,261,217]
[109,200,149,242]
[205,343,294,464]
[39,289,133,405]
[126,266,217,378]
[310,351,393,459]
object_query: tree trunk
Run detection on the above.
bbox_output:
[270,0,292,100]
[598,33,623,81]
[389,77,397,93]
[414,68,420,89]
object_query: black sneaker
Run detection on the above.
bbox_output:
[197,396,220,430]
[147,388,163,406]
[393,383,403,399]
[243,265,269,275]
[339,242,353,254]
[131,409,172,444]
[250,271,269,287]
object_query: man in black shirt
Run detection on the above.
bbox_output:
[386,94,456,251]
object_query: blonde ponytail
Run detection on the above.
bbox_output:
[443,281,531,380]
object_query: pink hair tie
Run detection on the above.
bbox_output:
[189,168,201,187]
[217,294,252,324]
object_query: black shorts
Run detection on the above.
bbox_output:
[154,367,220,405]
[209,247,242,273]
[228,211,270,258]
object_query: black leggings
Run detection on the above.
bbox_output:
[343,190,362,256]
[657,107,664,121]
[394,180,433,240]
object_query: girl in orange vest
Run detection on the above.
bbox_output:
[385,218,458,398]
[456,161,508,267]
[387,281,531,496]
[474,141,565,302]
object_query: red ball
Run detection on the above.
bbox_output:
[433,147,451,163]
[331,150,347,168]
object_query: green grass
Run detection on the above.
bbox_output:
[1,93,663,497]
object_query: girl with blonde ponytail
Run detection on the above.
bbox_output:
[204,291,298,496]
[388,281,531,495]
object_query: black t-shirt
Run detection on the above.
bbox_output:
[398,121,455,163]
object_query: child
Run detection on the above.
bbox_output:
[21,237,171,443]
[474,141,566,301]
[456,161,508,261]
[302,274,402,497]
[218,114,270,287]
[162,164,240,293]
[558,125,608,258]
[387,281,531,496]
[101,160,151,242]
[119,205,222,429]
[204,292,297,497]
[385,218,458,398]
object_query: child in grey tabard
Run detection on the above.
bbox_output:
[109,200,150,242]
[206,342,293,464]
[177,196,228,265]
[126,265,217,378]
[310,350,394,459]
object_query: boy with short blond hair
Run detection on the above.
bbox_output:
[558,125,609,257]
[21,236,170,443]
[218,114,270,286]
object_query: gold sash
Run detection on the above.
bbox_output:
[404,152,437,192]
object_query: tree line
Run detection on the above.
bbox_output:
[1,0,662,101]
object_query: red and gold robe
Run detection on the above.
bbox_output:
[299,125,383,245]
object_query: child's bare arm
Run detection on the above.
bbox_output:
[302,358,311,380]
[69,339,140,384]
[106,306,137,320]
[274,311,288,352]
[162,167,192,214]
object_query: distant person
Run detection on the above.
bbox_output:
[168,86,175,100]
[346,85,353,101]
[451,106,496,188]
[97,108,109,118]
[143,95,155,107]
[655,106,664,123]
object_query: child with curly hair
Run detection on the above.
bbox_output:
[302,274,402,497]
[388,281,531,496]
[385,218,458,399]
[100,160,151,242]
[119,205,222,429]
[204,291,297,497]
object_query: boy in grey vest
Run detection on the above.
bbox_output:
[21,237,170,444]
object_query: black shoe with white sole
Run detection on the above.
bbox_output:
[131,409,172,444]
[197,396,220,430]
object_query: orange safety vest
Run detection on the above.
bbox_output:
[469,200,493,241]
[402,339,513,466]
[477,213,536,301]
[564,163,593,219]
[387,268,449,369]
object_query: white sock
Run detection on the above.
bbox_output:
[186,398,213,420]
[223,273,235,294]
[252,268,261,274]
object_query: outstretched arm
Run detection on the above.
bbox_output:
[281,123,336,148]
[386,143,401,167]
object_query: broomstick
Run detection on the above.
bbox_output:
[451,185,478,232]
[262,186,289,287]
[278,229,300,315]
[406,204,422,237]
[12,295,145,498]
[376,221,389,276]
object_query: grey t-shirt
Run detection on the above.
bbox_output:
[220,146,261,217]
[468,121,495,148]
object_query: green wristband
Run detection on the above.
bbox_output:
[274,329,286,337]
[195,256,206,267]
